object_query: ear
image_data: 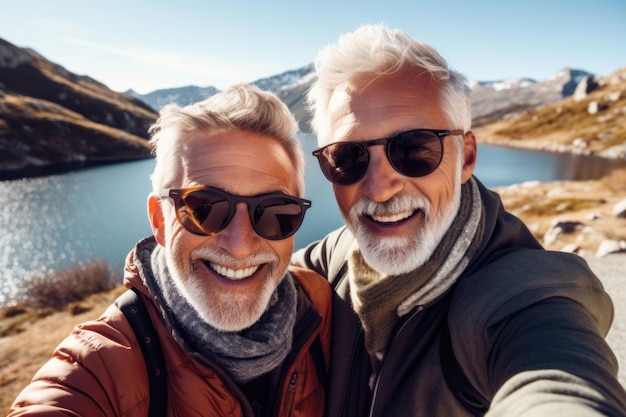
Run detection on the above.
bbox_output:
[460,131,477,184]
[148,194,166,246]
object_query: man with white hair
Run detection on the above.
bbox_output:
[293,24,626,416]
[9,84,368,417]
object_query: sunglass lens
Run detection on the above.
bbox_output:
[180,190,231,235]
[318,143,368,185]
[389,131,443,177]
[254,197,305,240]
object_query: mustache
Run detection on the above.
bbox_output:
[350,193,431,219]
[191,246,279,268]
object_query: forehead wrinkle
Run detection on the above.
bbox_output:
[179,145,294,195]
[329,70,448,143]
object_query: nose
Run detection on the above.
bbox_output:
[215,203,261,258]
[360,146,404,202]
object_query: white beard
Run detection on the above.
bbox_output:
[346,165,463,276]
[164,246,284,332]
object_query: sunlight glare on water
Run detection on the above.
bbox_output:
[0,162,154,307]
[0,174,88,305]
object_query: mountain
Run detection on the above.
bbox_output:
[126,85,220,110]
[130,65,594,134]
[476,65,626,159]
[0,38,157,179]
[128,64,317,132]
[252,64,317,131]
[470,68,594,126]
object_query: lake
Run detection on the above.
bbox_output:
[1,133,625,306]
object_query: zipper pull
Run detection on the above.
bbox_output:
[289,372,298,389]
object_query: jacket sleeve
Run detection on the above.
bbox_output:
[8,304,149,417]
[450,249,626,416]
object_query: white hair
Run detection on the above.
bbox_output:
[149,84,306,196]
[307,24,472,148]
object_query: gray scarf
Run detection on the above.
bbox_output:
[140,244,297,383]
[347,178,485,367]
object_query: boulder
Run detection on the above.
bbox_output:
[596,239,626,258]
[613,198,626,218]
[543,220,585,246]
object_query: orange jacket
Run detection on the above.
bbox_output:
[9,243,332,417]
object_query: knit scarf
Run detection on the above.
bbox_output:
[347,178,484,369]
[141,244,297,383]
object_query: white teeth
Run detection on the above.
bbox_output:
[210,263,259,280]
[370,210,414,223]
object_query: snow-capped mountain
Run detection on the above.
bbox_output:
[473,78,536,91]
[128,64,318,131]
[251,63,315,93]
[129,65,595,132]
[127,85,220,111]
[470,68,594,124]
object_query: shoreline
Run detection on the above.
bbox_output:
[0,157,153,182]
[474,126,626,258]
[476,131,626,160]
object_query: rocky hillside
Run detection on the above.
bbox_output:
[470,68,592,125]
[475,66,626,159]
[0,38,157,180]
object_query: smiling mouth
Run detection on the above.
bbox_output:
[368,209,418,224]
[205,261,260,280]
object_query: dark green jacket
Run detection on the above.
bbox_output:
[293,178,626,417]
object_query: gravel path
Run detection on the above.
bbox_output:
[585,253,626,388]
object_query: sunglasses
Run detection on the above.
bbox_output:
[160,186,311,240]
[312,129,464,186]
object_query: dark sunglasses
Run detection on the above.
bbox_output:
[160,186,311,240]
[312,129,464,186]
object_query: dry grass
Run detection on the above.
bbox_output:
[0,286,126,414]
[19,259,118,310]
[0,259,125,413]
[2,94,154,149]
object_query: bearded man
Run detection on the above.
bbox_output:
[293,24,626,416]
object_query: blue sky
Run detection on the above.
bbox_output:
[2,0,625,94]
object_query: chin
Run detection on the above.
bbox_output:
[349,199,461,276]
[188,277,276,332]
[356,227,438,275]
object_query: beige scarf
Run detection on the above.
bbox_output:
[347,178,484,369]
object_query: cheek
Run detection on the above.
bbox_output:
[166,235,189,272]
[164,217,198,266]
[332,184,358,216]
[419,162,460,209]
[270,239,294,274]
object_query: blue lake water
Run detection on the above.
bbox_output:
[1,133,624,306]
